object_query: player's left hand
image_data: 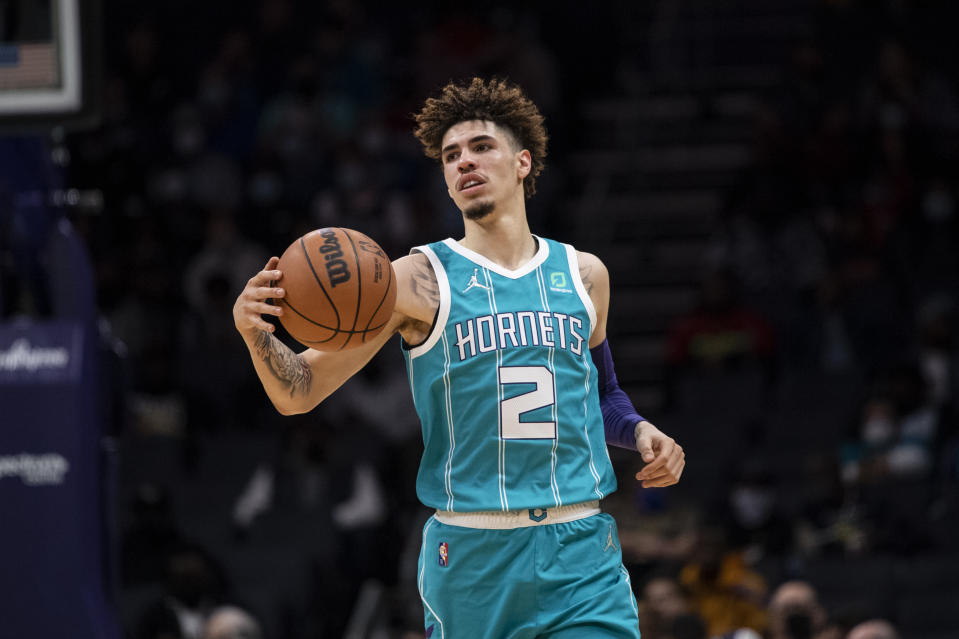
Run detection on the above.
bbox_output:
[634,421,685,488]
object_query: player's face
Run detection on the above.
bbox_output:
[441,120,531,220]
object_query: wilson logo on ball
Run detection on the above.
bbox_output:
[319,229,351,287]
[277,227,395,352]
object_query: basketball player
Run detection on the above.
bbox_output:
[233,78,685,638]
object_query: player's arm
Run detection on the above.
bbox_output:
[577,251,685,488]
[233,254,434,416]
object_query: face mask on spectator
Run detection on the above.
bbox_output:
[784,610,814,639]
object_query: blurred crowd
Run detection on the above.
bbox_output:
[633,3,959,639]
[56,2,585,638]
[3,1,959,638]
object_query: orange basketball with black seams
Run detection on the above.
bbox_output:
[275,227,396,351]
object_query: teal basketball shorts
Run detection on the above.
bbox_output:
[417,501,641,638]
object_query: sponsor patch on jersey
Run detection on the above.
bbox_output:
[426,624,435,638]
[438,541,449,567]
[549,271,572,294]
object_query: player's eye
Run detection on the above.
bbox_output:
[445,152,458,163]
[475,143,490,152]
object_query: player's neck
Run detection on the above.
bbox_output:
[459,206,536,271]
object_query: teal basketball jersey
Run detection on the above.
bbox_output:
[403,236,617,512]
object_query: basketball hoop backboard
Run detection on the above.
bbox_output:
[0,0,100,131]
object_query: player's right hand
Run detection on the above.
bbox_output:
[233,257,285,336]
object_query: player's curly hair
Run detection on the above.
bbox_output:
[413,77,548,199]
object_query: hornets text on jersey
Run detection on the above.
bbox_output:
[403,236,617,512]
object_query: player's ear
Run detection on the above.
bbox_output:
[516,150,531,179]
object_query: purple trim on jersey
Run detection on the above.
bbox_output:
[590,338,644,450]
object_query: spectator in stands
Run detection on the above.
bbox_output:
[202,606,263,639]
[838,361,941,552]
[857,38,959,162]
[795,269,859,373]
[903,179,959,302]
[793,453,866,558]
[664,266,777,411]
[841,363,939,487]
[845,619,899,639]
[824,207,909,377]
[666,267,776,370]
[765,580,830,639]
[915,294,958,410]
[638,573,700,639]
[183,213,268,315]
[723,459,793,560]
[678,527,767,637]
[133,543,230,639]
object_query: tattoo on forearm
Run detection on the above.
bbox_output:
[253,330,312,398]
[579,263,594,295]
[410,258,440,307]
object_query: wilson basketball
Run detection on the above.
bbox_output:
[275,227,396,351]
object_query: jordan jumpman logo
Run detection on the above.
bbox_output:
[462,268,491,293]
[604,525,618,552]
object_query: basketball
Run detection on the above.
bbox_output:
[274,227,396,351]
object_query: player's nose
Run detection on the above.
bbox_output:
[457,154,476,172]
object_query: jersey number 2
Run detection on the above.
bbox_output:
[498,366,556,440]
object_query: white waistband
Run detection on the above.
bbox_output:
[434,500,601,529]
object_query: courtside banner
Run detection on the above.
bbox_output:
[0,318,119,639]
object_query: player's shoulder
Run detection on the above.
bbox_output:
[571,250,610,304]
[540,236,607,272]
[393,250,431,269]
[391,251,439,325]
[573,250,609,278]
[393,250,438,279]
[393,251,438,289]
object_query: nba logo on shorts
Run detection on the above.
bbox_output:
[438,542,449,567]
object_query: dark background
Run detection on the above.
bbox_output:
[2,1,959,638]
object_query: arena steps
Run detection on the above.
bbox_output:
[563,0,811,415]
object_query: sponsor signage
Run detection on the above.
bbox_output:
[0,452,70,485]
[0,317,120,638]
[0,321,82,383]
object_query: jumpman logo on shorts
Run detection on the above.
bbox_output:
[462,268,490,293]
[604,525,618,552]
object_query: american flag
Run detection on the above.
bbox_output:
[0,43,59,90]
